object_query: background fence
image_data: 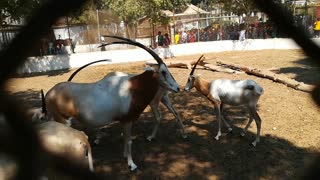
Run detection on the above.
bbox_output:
[2,4,320,57]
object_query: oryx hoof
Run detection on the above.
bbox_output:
[129,163,138,172]
[93,139,100,145]
[240,132,246,137]
[214,136,220,141]
[181,133,188,139]
[251,141,258,147]
[146,136,154,142]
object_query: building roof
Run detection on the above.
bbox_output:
[162,4,209,17]
[161,10,174,16]
[183,4,208,14]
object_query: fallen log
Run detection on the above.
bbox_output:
[146,56,239,74]
[146,57,206,69]
[216,61,315,93]
[200,62,240,74]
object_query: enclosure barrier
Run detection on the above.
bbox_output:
[19,38,320,74]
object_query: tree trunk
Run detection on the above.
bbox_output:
[146,57,206,69]
[216,61,315,93]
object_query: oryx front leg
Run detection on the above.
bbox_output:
[220,104,232,133]
[250,107,262,147]
[240,114,254,137]
[147,103,162,141]
[123,122,137,171]
[161,93,187,138]
[214,105,222,141]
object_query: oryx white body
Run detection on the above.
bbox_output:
[185,56,263,146]
[93,71,186,142]
[46,75,132,127]
[0,116,94,174]
[209,79,263,107]
[36,121,94,172]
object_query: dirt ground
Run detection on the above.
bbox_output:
[6,49,320,179]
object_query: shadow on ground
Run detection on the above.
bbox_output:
[280,57,320,85]
[12,68,71,78]
[9,89,319,179]
[90,91,319,180]
[9,89,43,108]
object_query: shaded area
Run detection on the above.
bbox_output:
[6,50,320,179]
[279,58,320,85]
[12,69,71,78]
[8,89,43,109]
[90,91,319,180]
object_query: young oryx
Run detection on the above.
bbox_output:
[0,115,94,173]
[64,43,186,142]
[184,55,264,147]
[42,35,180,171]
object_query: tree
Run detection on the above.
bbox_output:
[0,0,44,26]
[99,0,190,38]
[217,0,257,16]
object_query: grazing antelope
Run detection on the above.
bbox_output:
[36,121,94,172]
[184,55,264,146]
[65,44,186,142]
[43,35,180,171]
[0,116,94,173]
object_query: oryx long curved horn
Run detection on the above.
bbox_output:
[101,35,165,65]
[67,59,111,82]
[190,55,204,75]
[41,89,47,114]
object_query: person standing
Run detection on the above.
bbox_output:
[158,31,164,46]
[157,31,164,47]
[163,33,174,59]
[239,25,246,41]
[313,18,320,37]
[174,32,180,44]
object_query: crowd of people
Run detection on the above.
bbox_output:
[154,31,175,59]
[154,20,286,58]
[170,17,320,45]
[172,21,286,45]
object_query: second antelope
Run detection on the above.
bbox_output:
[184,55,264,146]
[43,36,180,171]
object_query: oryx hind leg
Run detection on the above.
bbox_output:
[123,121,137,171]
[161,93,187,138]
[220,103,232,133]
[147,103,162,141]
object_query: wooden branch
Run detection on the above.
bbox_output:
[217,61,315,93]
[146,57,205,69]
[199,62,240,74]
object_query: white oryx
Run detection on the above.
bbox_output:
[65,46,187,142]
[42,36,180,171]
[36,121,94,172]
[184,55,264,146]
[0,116,94,175]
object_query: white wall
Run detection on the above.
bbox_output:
[17,38,319,74]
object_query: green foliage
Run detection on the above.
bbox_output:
[69,0,98,24]
[217,0,257,15]
[0,0,45,26]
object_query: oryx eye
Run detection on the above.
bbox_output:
[161,71,166,76]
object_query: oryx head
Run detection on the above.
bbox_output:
[185,55,204,92]
[100,36,180,92]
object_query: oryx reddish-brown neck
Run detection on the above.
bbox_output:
[194,77,210,97]
[116,71,160,122]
